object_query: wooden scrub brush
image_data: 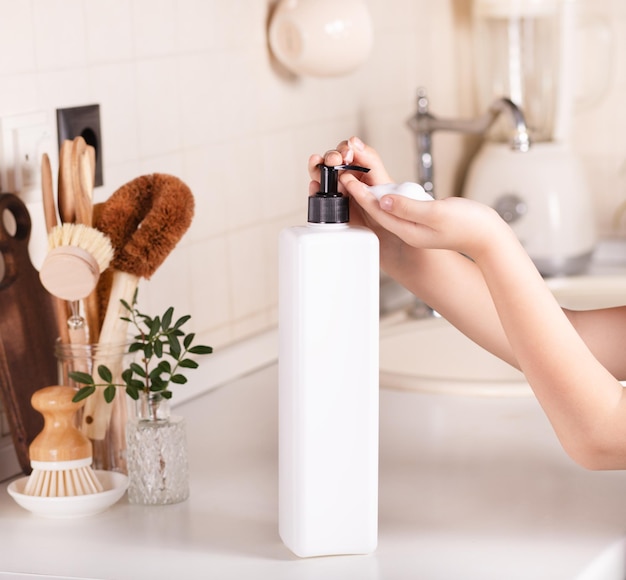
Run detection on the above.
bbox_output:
[39,223,114,345]
[83,173,195,440]
[23,386,104,497]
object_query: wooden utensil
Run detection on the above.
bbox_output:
[74,143,103,341]
[83,174,194,439]
[0,193,59,474]
[39,223,114,346]
[41,153,70,345]
[71,137,91,227]
[57,140,75,224]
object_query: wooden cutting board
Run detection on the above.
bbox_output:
[0,193,59,474]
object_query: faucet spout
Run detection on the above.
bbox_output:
[407,87,531,196]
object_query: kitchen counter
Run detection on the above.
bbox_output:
[1,356,626,580]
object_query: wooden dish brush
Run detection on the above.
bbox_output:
[23,385,104,497]
[38,223,114,345]
[83,173,195,440]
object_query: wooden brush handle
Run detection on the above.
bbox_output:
[84,290,101,343]
[29,386,91,463]
[82,270,139,440]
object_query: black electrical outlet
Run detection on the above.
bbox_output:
[56,104,103,187]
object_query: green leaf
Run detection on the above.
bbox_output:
[121,368,134,385]
[183,333,195,349]
[138,313,151,325]
[130,362,146,377]
[161,390,173,399]
[97,365,113,383]
[72,386,96,402]
[171,374,187,385]
[169,334,181,358]
[151,376,167,390]
[162,307,174,330]
[128,378,144,391]
[126,385,140,400]
[174,314,191,329]
[69,371,95,386]
[157,360,171,373]
[179,358,198,369]
[154,339,163,358]
[104,385,116,403]
[189,345,213,355]
[128,342,143,353]
[150,316,161,337]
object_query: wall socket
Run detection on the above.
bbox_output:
[0,111,55,197]
[56,104,103,187]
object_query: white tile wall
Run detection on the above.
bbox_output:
[0,0,623,352]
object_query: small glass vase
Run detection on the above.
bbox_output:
[55,341,133,474]
[126,391,189,505]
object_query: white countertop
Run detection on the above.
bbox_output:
[1,359,626,579]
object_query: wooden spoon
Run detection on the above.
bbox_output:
[76,146,102,342]
[57,140,75,224]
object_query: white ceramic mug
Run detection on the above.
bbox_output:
[269,0,373,77]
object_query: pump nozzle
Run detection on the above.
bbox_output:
[310,164,370,224]
[318,164,370,196]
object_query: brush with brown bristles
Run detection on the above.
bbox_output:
[82,174,195,440]
[23,386,103,497]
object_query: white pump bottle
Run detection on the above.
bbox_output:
[278,164,379,558]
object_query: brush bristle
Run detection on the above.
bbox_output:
[95,173,194,278]
[23,462,104,497]
[48,223,114,273]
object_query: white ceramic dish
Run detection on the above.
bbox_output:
[7,470,128,518]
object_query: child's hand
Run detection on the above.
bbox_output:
[345,182,507,262]
[307,136,393,192]
[308,136,394,227]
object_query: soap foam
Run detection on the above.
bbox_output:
[367,182,433,202]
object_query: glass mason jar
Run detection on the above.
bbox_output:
[55,341,133,474]
[126,391,189,505]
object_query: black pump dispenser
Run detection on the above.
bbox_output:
[308,164,370,224]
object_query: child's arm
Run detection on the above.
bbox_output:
[374,192,626,469]
[313,137,626,469]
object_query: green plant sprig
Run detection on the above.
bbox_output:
[70,291,213,404]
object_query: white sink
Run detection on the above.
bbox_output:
[380,315,529,396]
[576,538,626,580]
[380,274,626,397]
[547,274,626,310]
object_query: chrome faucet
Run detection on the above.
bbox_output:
[407,87,531,197]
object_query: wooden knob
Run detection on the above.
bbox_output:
[29,386,92,463]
